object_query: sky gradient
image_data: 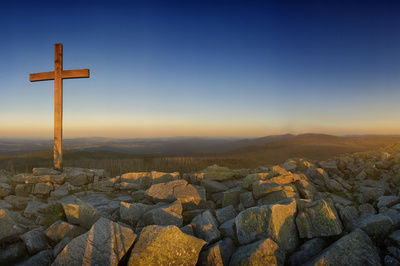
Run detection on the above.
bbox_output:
[1,0,400,138]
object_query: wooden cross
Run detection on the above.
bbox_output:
[29,44,90,171]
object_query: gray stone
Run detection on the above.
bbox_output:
[146,179,206,210]
[219,218,236,240]
[201,179,228,193]
[378,196,400,209]
[240,191,255,208]
[128,225,205,266]
[180,224,194,236]
[387,230,400,246]
[45,220,86,243]
[359,203,377,216]
[0,183,12,198]
[198,237,235,266]
[257,186,297,205]
[296,199,343,238]
[235,199,298,252]
[0,241,27,263]
[16,249,53,266]
[121,171,179,189]
[229,238,284,266]
[307,229,381,266]
[289,238,327,266]
[33,182,53,197]
[62,200,102,229]
[53,218,136,266]
[215,205,237,224]
[20,228,49,255]
[5,195,31,210]
[15,184,34,197]
[0,208,24,242]
[52,236,72,257]
[337,205,359,230]
[385,255,400,266]
[354,214,393,242]
[137,200,183,227]
[119,201,154,226]
[222,187,241,207]
[33,168,60,176]
[65,168,92,186]
[192,210,221,243]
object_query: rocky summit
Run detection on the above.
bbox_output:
[2,146,400,265]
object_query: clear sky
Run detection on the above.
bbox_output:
[1,0,400,138]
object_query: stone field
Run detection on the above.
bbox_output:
[2,144,400,265]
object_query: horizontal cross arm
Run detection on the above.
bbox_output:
[61,69,90,79]
[29,71,55,82]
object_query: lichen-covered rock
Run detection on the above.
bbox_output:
[128,225,206,266]
[235,199,298,252]
[33,182,53,197]
[229,238,284,266]
[296,199,343,238]
[257,185,297,205]
[198,237,235,266]
[0,208,24,242]
[20,228,49,255]
[17,249,54,266]
[137,200,183,227]
[215,205,237,224]
[53,218,136,266]
[201,179,228,193]
[119,201,155,226]
[240,191,255,208]
[45,220,86,243]
[242,173,269,190]
[289,238,327,266]
[62,200,102,229]
[192,210,221,243]
[222,187,241,207]
[146,179,206,210]
[15,184,34,197]
[64,168,93,186]
[0,183,12,198]
[202,165,235,181]
[354,214,394,242]
[120,171,179,189]
[307,229,381,266]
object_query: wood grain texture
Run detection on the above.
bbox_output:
[29,71,55,82]
[61,69,90,79]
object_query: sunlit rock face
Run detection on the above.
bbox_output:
[128,225,206,266]
[53,217,136,266]
[4,147,400,264]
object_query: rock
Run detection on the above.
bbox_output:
[215,205,237,224]
[388,246,400,261]
[0,241,28,263]
[32,168,60,176]
[289,238,327,266]
[257,185,297,205]
[15,184,34,197]
[358,181,387,203]
[198,237,235,266]
[65,168,93,186]
[23,201,48,219]
[128,225,206,266]
[138,200,183,227]
[45,220,86,243]
[219,218,236,240]
[201,179,228,193]
[235,199,298,252]
[53,236,72,257]
[20,228,49,255]
[296,199,343,238]
[280,159,297,171]
[146,179,206,210]
[336,205,359,230]
[252,181,290,200]
[119,201,155,226]
[192,210,221,243]
[359,203,377,216]
[386,230,400,246]
[202,165,235,181]
[229,238,284,266]
[53,218,136,266]
[222,187,241,207]
[62,200,102,229]
[0,208,24,242]
[17,249,53,266]
[378,196,400,209]
[384,255,400,266]
[0,183,12,198]
[33,182,53,197]
[5,195,31,210]
[131,190,146,201]
[307,229,381,266]
[242,173,269,190]
[240,191,255,208]
[353,214,393,242]
[295,177,317,199]
[121,171,179,189]
[0,200,12,209]
[319,160,338,171]
[325,178,345,192]
[180,224,194,236]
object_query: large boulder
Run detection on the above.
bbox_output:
[202,165,235,181]
[215,205,237,224]
[296,199,343,238]
[119,201,155,226]
[128,225,206,266]
[235,199,298,252]
[64,168,93,186]
[0,241,27,264]
[353,214,394,242]
[0,208,24,242]
[307,229,381,266]
[289,238,327,266]
[45,220,86,243]
[17,249,54,266]
[229,238,285,266]
[62,200,102,229]
[146,179,206,210]
[137,200,183,227]
[198,237,235,266]
[192,210,221,243]
[20,228,49,255]
[53,218,136,266]
[0,183,12,198]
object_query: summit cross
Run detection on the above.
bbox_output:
[29,43,90,171]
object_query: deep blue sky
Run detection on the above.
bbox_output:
[1,0,400,138]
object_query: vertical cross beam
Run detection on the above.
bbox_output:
[54,44,63,171]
